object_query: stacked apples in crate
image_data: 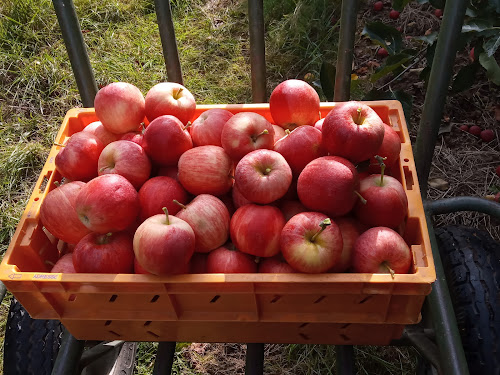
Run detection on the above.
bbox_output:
[44,79,411,277]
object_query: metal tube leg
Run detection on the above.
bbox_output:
[51,329,85,375]
[334,0,359,102]
[248,0,267,103]
[245,343,264,375]
[154,0,183,84]
[153,342,176,375]
[336,345,355,375]
[52,0,98,107]
[424,213,469,375]
[414,0,468,196]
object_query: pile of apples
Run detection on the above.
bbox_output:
[44,79,412,277]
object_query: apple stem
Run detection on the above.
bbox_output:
[162,207,170,225]
[54,181,60,187]
[382,261,396,279]
[173,87,183,100]
[98,232,113,245]
[310,218,331,242]
[173,199,187,210]
[374,155,387,185]
[356,108,362,125]
[252,129,269,142]
[285,129,291,135]
[183,121,191,131]
[98,166,108,173]
[53,142,66,147]
[354,191,367,205]
[264,167,272,175]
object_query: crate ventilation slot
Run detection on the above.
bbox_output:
[270,295,281,303]
[313,296,326,304]
[109,295,118,302]
[150,295,159,303]
[210,295,220,303]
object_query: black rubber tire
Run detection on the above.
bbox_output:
[3,297,63,375]
[435,225,500,375]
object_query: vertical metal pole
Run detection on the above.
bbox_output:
[51,329,85,375]
[0,281,7,304]
[336,345,355,375]
[152,342,176,375]
[424,213,470,375]
[154,0,184,84]
[414,0,468,197]
[248,0,267,103]
[333,0,358,102]
[245,343,264,375]
[52,0,98,107]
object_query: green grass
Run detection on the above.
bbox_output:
[0,0,421,373]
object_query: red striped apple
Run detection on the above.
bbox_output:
[280,212,343,273]
[234,149,292,204]
[133,208,195,275]
[258,254,297,273]
[206,244,257,273]
[191,108,233,147]
[145,82,196,125]
[138,176,188,221]
[83,121,121,146]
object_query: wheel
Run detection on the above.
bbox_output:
[3,297,63,375]
[435,225,500,375]
[3,298,137,375]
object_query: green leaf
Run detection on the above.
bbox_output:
[392,0,411,11]
[484,34,500,56]
[363,89,412,124]
[479,52,500,85]
[413,32,439,44]
[451,62,480,93]
[462,19,494,33]
[362,22,403,55]
[370,53,412,82]
[320,61,336,101]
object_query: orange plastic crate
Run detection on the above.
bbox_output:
[0,101,435,344]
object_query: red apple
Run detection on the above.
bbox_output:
[217,193,236,216]
[272,125,286,144]
[221,112,275,161]
[156,165,179,180]
[190,108,233,147]
[175,194,230,253]
[75,174,140,233]
[133,208,195,275]
[469,47,475,62]
[328,216,363,273]
[351,227,412,276]
[297,156,359,217]
[138,176,189,221]
[434,8,443,17]
[178,145,233,195]
[206,244,257,273]
[51,253,76,273]
[94,82,145,134]
[189,253,208,274]
[322,101,385,164]
[232,183,252,209]
[234,149,292,204]
[142,115,192,166]
[389,10,400,19]
[83,121,121,146]
[258,254,297,273]
[469,125,481,136]
[274,125,326,177]
[459,124,469,132]
[73,231,135,273]
[373,1,383,11]
[98,140,152,190]
[40,181,92,244]
[134,257,151,274]
[368,124,401,173]
[269,79,320,129]
[354,171,408,228]
[55,132,104,182]
[279,200,308,222]
[145,82,196,125]
[280,212,343,273]
[314,118,324,131]
[480,129,495,142]
[120,131,144,147]
[230,204,285,257]
[377,48,389,58]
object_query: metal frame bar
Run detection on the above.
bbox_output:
[333,0,358,102]
[153,342,176,375]
[51,329,86,375]
[248,0,267,103]
[245,343,265,375]
[154,0,183,84]
[52,0,98,107]
[414,0,469,197]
